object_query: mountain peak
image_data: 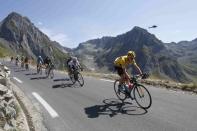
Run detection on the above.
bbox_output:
[8,12,21,17]
[6,12,23,21]
[133,26,147,31]
[4,12,31,25]
[130,26,149,35]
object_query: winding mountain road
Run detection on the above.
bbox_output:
[3,61,197,131]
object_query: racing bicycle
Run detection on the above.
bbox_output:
[69,67,84,87]
[45,64,54,79]
[114,74,152,109]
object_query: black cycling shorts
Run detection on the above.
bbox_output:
[114,66,124,76]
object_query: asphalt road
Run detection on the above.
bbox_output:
[3,61,197,131]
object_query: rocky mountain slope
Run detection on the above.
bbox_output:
[74,27,195,82]
[0,12,69,69]
[165,39,197,81]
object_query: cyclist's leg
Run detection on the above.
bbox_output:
[115,66,124,85]
[124,70,134,90]
[37,63,39,71]
[114,66,124,94]
[68,65,72,76]
[121,70,133,95]
[45,64,49,75]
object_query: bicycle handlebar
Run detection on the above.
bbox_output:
[130,73,149,80]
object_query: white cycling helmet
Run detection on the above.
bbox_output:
[72,57,77,62]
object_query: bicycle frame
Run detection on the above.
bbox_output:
[71,68,80,80]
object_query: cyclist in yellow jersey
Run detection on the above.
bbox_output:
[114,51,142,90]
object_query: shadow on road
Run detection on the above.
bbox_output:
[52,77,83,88]
[14,69,26,72]
[52,83,73,88]
[30,76,47,80]
[25,72,37,76]
[84,98,147,118]
[53,78,70,82]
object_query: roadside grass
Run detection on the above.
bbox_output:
[0,46,10,58]
[0,42,13,58]
[181,83,197,91]
[81,72,119,80]
[82,71,197,94]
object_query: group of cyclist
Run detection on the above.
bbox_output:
[36,55,82,75]
[11,54,82,77]
[11,50,143,92]
[11,55,29,69]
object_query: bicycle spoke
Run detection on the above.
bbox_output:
[134,85,152,109]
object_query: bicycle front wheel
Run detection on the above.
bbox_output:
[114,80,127,101]
[134,85,152,109]
[77,73,84,87]
[69,74,76,84]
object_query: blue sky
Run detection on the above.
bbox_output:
[0,0,197,48]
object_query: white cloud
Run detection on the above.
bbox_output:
[39,27,73,48]
[37,22,43,26]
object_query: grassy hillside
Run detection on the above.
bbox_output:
[0,41,13,57]
[52,47,69,70]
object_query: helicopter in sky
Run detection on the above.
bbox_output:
[148,25,157,29]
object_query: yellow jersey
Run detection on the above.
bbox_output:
[114,55,136,68]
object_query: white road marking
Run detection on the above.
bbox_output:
[13,77,23,83]
[100,79,114,83]
[32,92,59,118]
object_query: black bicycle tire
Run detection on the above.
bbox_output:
[133,85,152,109]
[40,67,42,75]
[114,80,127,101]
[50,69,54,79]
[37,67,39,73]
[45,68,49,78]
[25,64,29,70]
[77,72,84,86]
[69,74,76,84]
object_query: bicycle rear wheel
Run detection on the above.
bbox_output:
[50,69,54,79]
[134,85,152,109]
[77,73,84,87]
[45,68,49,78]
[37,65,42,74]
[114,80,127,101]
[37,67,39,74]
[40,67,42,75]
[25,64,29,70]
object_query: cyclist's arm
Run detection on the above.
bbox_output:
[76,61,81,69]
[121,66,130,79]
[41,58,44,64]
[133,63,142,75]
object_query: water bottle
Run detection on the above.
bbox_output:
[124,84,130,93]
